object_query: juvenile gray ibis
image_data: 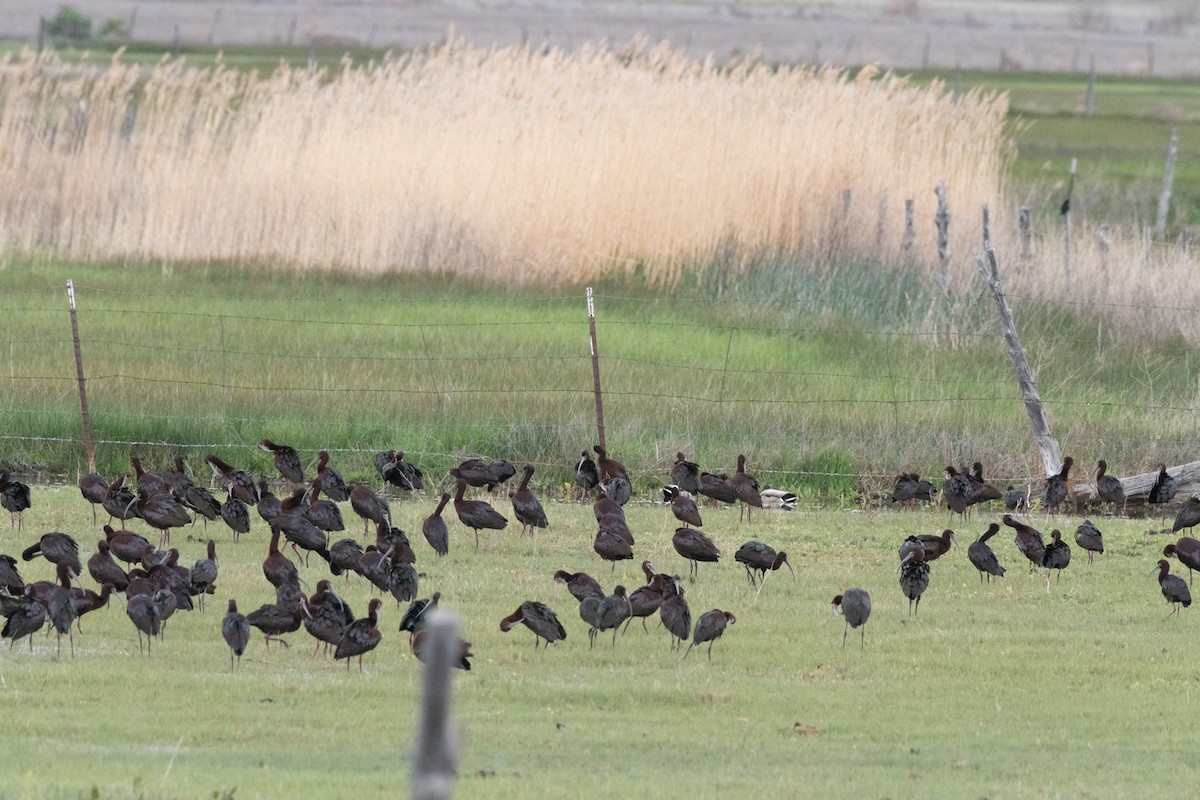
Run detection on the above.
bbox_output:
[670,452,701,495]
[314,450,349,501]
[1074,520,1104,564]
[500,601,567,649]
[1041,456,1074,513]
[831,589,871,647]
[451,478,508,551]
[553,570,604,602]
[1004,513,1046,573]
[967,523,1006,582]
[260,439,305,485]
[663,485,702,528]
[1042,529,1071,586]
[1163,537,1200,584]
[684,609,736,660]
[730,455,763,522]
[204,455,259,505]
[1155,559,1191,617]
[1150,464,1178,505]
[510,465,548,537]
[1095,460,1125,515]
[387,559,419,606]
[222,599,250,670]
[672,527,719,581]
[899,549,930,615]
[592,585,631,646]
[0,469,31,531]
[422,494,451,557]
[734,540,794,588]
[188,540,219,612]
[602,474,632,507]
[335,598,383,671]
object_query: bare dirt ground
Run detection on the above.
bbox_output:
[5,0,1199,75]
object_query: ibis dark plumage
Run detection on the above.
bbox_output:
[500,601,567,649]
[1156,559,1191,617]
[733,540,794,588]
[831,589,871,647]
[684,609,736,660]
[222,599,250,670]
[967,523,1006,582]
[1004,513,1046,573]
[1074,520,1104,564]
[672,527,719,581]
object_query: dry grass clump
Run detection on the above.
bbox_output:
[0,41,1008,284]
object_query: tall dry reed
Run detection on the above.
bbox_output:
[0,41,1009,284]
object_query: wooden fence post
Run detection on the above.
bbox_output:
[902,199,915,255]
[1156,126,1179,238]
[66,280,97,475]
[1084,55,1096,116]
[586,288,606,450]
[1062,158,1075,291]
[411,610,461,800]
[975,206,1062,478]
[1018,206,1033,263]
[934,182,950,290]
[876,195,887,251]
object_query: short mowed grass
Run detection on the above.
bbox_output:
[2,486,1198,799]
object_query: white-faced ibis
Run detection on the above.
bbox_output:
[1074,520,1104,564]
[398,592,441,641]
[897,536,925,563]
[598,512,634,546]
[304,579,355,657]
[510,465,549,537]
[222,599,250,670]
[672,528,719,581]
[663,485,703,528]
[624,574,669,633]
[247,586,308,649]
[387,559,419,606]
[271,505,334,570]
[911,529,955,562]
[0,554,23,594]
[313,450,348,502]
[1172,497,1200,535]
[1004,513,1046,573]
[204,455,259,505]
[696,472,736,507]
[967,523,1006,582]
[594,529,633,574]
[899,550,930,615]
[831,589,871,647]
[22,532,81,577]
[1041,456,1074,513]
[180,481,221,529]
[734,540,794,588]
[1042,529,1071,587]
[411,625,473,670]
[1163,537,1200,584]
[1155,559,1191,618]
[553,570,604,602]
[260,439,305,485]
[130,489,192,548]
[659,577,691,651]
[891,473,936,507]
[451,478,508,551]
[188,540,219,612]
[71,583,114,633]
[966,462,1003,511]
[422,494,451,557]
[377,450,424,491]
[453,458,516,492]
[87,540,129,591]
[942,466,970,520]
[360,546,393,593]
[594,445,631,506]
[126,593,160,654]
[574,451,600,498]
[335,597,383,671]
[2,584,46,651]
[349,483,391,537]
[151,587,178,633]
[304,480,344,533]
[46,567,78,656]
[131,456,167,496]
[330,538,365,578]
[256,480,282,526]
[1004,485,1030,512]
[104,525,153,567]
[730,455,763,522]
[79,473,109,525]
[0,469,31,531]
[592,585,632,646]
[1094,460,1125,515]
[593,495,624,524]
[220,493,251,543]
[500,601,567,649]
[669,453,701,495]
[1150,464,1178,505]
[262,526,299,589]
[101,474,139,526]
[375,518,414,563]
[684,609,736,660]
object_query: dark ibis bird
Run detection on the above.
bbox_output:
[313,450,349,502]
[1042,529,1071,586]
[262,526,299,589]
[271,503,334,570]
[131,456,167,496]
[553,570,604,602]
[410,624,473,670]
[335,598,383,671]
[88,540,129,591]
[451,478,508,551]
[387,559,419,606]
[899,549,930,615]
[130,489,192,548]
[592,495,624,524]
[1094,460,1125,515]
[967,523,1006,582]
[890,473,936,507]
[453,458,516,492]
[46,568,78,656]
[593,529,633,574]
[260,439,305,485]
[510,465,548,537]
[897,536,925,563]
[421,493,451,557]
[329,538,365,578]
[910,529,955,562]
[1155,559,1191,618]
[659,577,691,651]
[101,474,139,526]
[0,554,23,594]
[1172,497,1200,535]
[684,609,736,660]
[180,481,221,529]
[594,445,631,506]
[104,525,153,567]
[22,531,81,577]
[1149,464,1178,505]
[831,589,871,647]
[126,593,160,654]
[500,601,567,649]
[0,468,31,531]
[966,462,1003,511]
[71,583,114,633]
[204,455,259,505]
[304,480,344,533]
[374,521,415,566]
[349,483,391,537]
[624,574,669,633]
[942,466,970,520]
[591,585,631,647]
[697,472,737,506]
[1004,513,1046,573]
[359,546,393,593]
[672,528,719,581]
[1163,538,1200,584]
[730,455,763,522]
[304,580,355,657]
[256,480,282,526]
[220,493,251,543]
[398,592,441,642]
[1074,520,1104,565]
[222,599,250,670]
[670,452,701,495]
[1003,485,1030,512]
[79,473,109,525]
[3,585,46,651]
[734,540,794,588]
[376,450,424,491]
[247,585,308,649]
[574,451,600,499]
[188,540,219,612]
[663,485,702,528]
[1041,456,1074,513]
[597,512,633,546]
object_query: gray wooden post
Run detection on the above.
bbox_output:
[1062,158,1075,291]
[1018,206,1033,262]
[876,196,887,251]
[66,280,97,475]
[1155,126,1178,238]
[902,199,915,254]
[975,206,1062,477]
[1084,55,1096,116]
[934,182,950,289]
[411,610,461,800]
[586,288,606,450]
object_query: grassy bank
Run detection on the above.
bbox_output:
[1,487,1196,798]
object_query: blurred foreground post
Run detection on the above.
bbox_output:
[1155,126,1178,238]
[412,610,461,800]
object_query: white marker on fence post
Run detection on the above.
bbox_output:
[66,280,97,474]
[586,287,606,450]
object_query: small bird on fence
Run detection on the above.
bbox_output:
[500,601,567,649]
[1041,457,1074,513]
[1074,520,1104,565]
[831,589,871,647]
[0,469,31,532]
[967,523,1006,583]
[684,609,736,661]
[1095,460,1126,515]
[1155,559,1191,618]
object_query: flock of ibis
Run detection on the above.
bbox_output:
[1,446,1196,671]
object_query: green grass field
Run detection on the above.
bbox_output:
[2,487,1197,799]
